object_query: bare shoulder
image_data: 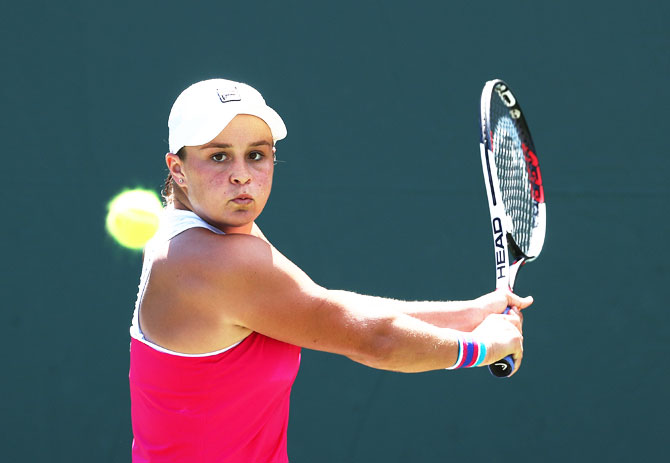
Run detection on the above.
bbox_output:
[163,227,275,274]
[163,228,313,290]
[140,228,288,353]
[153,227,322,325]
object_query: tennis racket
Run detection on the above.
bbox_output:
[479,79,546,378]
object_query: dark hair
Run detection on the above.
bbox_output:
[161,147,187,204]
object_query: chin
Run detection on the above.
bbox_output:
[218,213,258,231]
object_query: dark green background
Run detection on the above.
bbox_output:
[3,1,668,461]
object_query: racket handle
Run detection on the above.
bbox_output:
[489,355,515,377]
[488,306,515,378]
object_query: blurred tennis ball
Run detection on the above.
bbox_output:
[106,188,163,250]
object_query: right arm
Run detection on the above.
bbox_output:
[175,231,526,374]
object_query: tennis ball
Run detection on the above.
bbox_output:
[106,188,163,250]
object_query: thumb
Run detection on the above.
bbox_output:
[508,292,534,310]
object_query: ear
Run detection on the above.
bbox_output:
[165,152,185,184]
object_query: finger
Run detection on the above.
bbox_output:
[503,311,523,332]
[507,292,534,310]
[504,307,522,320]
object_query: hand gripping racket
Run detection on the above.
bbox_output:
[479,79,546,378]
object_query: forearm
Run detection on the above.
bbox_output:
[327,290,467,372]
[329,290,484,332]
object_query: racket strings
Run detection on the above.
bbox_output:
[491,111,534,255]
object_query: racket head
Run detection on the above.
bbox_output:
[480,79,546,288]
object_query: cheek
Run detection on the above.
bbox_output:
[251,164,273,188]
[200,168,230,192]
[210,172,229,188]
[258,171,273,195]
[189,172,227,206]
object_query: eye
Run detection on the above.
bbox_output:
[211,152,228,162]
[248,151,265,161]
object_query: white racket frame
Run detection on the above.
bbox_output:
[479,79,546,292]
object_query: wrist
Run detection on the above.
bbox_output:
[445,334,487,369]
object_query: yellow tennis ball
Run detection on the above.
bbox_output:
[106,189,163,250]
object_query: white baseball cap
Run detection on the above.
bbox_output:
[168,79,287,154]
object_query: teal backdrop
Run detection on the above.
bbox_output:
[3,1,668,461]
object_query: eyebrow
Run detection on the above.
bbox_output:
[202,140,273,149]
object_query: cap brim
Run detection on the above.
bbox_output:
[173,104,287,153]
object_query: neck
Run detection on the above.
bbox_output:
[219,223,254,235]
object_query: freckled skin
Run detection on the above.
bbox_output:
[166,115,275,234]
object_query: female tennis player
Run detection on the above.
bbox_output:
[129,78,533,463]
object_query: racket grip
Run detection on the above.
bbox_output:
[489,355,515,377]
[488,306,515,378]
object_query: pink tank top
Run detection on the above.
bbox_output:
[129,209,301,462]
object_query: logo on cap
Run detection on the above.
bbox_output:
[217,87,242,103]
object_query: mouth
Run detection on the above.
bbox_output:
[231,194,253,205]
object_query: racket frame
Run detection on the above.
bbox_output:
[479,79,545,291]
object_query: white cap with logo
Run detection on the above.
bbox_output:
[168,79,287,154]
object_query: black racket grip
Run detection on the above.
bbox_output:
[488,306,515,378]
[489,355,515,377]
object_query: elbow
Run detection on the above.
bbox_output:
[349,318,404,371]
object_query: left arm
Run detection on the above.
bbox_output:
[330,289,533,332]
[253,223,533,333]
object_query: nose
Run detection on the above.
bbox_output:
[230,161,251,185]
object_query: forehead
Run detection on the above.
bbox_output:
[209,114,273,145]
